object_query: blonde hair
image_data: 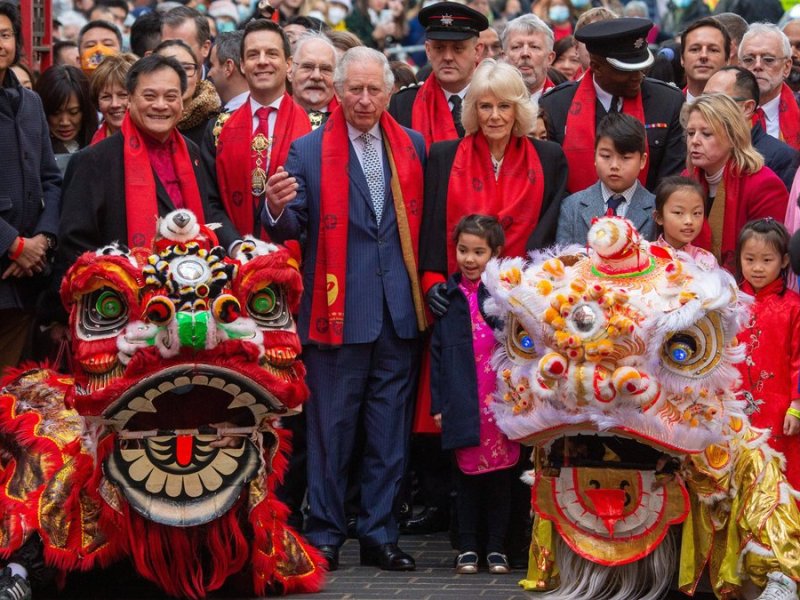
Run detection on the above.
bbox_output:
[90,52,137,104]
[462,59,536,137]
[680,93,763,176]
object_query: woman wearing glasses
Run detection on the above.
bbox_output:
[155,39,221,146]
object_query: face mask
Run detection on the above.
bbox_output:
[196,3,207,12]
[217,20,236,33]
[673,0,691,8]
[422,0,440,7]
[328,5,347,25]
[80,44,117,75]
[548,5,569,23]
[121,33,130,51]
[237,3,252,21]
[571,0,589,7]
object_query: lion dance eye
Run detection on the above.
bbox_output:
[246,284,291,329]
[249,289,276,315]
[96,291,123,319]
[667,334,696,363]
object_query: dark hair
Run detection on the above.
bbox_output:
[736,218,790,293]
[78,19,123,50]
[162,6,211,48]
[681,17,731,61]
[716,65,760,105]
[153,37,197,72]
[390,60,416,89]
[547,66,567,86]
[214,30,244,70]
[647,41,684,87]
[553,35,578,64]
[0,2,22,64]
[241,18,290,61]
[286,15,328,33]
[537,105,555,141]
[35,65,98,148]
[53,40,79,65]
[652,175,705,236]
[713,13,748,46]
[97,0,129,17]
[126,53,188,95]
[130,11,162,58]
[595,112,646,155]
[453,214,505,255]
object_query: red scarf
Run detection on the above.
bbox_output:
[445,132,545,273]
[563,71,648,193]
[120,113,204,248]
[778,83,800,150]
[90,122,112,146]
[690,160,742,271]
[215,93,311,237]
[313,108,426,346]
[411,76,459,149]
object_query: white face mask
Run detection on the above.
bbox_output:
[549,5,569,23]
[328,5,348,25]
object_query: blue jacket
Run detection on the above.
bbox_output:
[0,69,61,310]
[263,123,426,345]
[430,273,496,451]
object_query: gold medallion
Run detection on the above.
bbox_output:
[251,167,267,196]
[251,133,269,153]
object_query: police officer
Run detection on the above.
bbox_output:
[540,17,685,193]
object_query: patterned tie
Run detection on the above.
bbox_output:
[359,132,385,224]
[308,110,326,130]
[606,194,625,216]
[450,94,465,137]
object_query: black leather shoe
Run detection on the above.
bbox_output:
[360,543,416,571]
[317,545,340,571]
[400,507,449,534]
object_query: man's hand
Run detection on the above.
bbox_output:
[426,282,450,317]
[265,166,298,220]
[3,235,48,279]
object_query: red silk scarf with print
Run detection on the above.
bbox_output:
[445,132,545,273]
[215,93,311,237]
[313,108,426,346]
[121,113,204,248]
[563,71,648,193]
[778,83,800,151]
[411,76,459,149]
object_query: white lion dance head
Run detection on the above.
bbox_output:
[481,216,794,600]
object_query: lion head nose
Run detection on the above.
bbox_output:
[173,212,190,228]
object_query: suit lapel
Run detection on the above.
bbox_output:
[581,182,606,230]
[624,186,654,231]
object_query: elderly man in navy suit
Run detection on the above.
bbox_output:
[263,46,427,573]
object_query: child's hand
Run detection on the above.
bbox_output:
[784,401,800,436]
[433,413,442,429]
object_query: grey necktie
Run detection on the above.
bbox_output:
[360,132,385,223]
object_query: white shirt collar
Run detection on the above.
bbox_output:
[347,121,382,143]
[443,85,469,104]
[225,90,249,113]
[601,180,639,203]
[685,89,697,104]
[761,94,780,123]
[249,94,283,114]
[593,75,616,112]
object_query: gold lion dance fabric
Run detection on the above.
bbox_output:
[0,210,325,598]
[481,216,800,600]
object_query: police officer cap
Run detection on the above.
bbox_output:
[575,17,654,71]
[419,1,489,41]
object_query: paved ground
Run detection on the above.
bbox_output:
[45,531,714,599]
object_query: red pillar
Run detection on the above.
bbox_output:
[19,0,52,73]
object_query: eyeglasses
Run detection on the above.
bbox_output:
[180,62,198,76]
[297,62,334,76]
[740,54,787,68]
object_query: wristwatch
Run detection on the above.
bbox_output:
[43,233,57,250]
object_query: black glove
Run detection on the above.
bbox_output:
[426,282,450,318]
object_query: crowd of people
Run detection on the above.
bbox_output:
[2,0,800,594]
